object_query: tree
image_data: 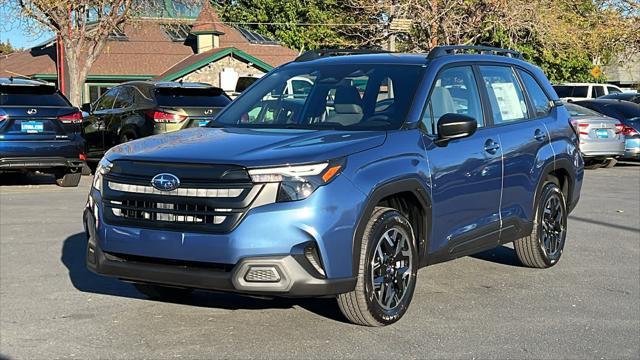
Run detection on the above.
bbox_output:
[218,0,353,51]
[0,40,16,55]
[5,0,133,105]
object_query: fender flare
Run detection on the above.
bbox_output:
[532,158,576,216]
[350,177,432,277]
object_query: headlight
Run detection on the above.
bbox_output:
[92,158,113,192]
[248,159,344,202]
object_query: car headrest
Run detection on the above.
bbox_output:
[334,86,363,114]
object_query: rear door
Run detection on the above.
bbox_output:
[0,85,80,158]
[153,86,231,130]
[479,66,554,243]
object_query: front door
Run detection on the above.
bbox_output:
[421,65,503,258]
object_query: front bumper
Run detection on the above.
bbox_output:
[0,156,84,170]
[85,210,355,296]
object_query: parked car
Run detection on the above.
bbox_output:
[84,46,583,326]
[573,99,640,160]
[598,92,640,104]
[82,81,231,166]
[0,77,84,186]
[564,102,624,168]
[553,83,623,101]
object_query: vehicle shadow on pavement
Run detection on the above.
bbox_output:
[0,172,57,186]
[61,232,348,323]
[470,245,523,267]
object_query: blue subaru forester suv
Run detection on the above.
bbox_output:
[84,46,583,326]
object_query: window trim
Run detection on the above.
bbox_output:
[514,67,554,120]
[418,63,487,137]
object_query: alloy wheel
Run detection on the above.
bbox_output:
[370,227,413,310]
[541,193,565,258]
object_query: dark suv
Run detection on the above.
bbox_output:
[82,81,231,165]
[0,78,84,186]
[84,46,583,326]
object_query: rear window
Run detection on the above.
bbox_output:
[604,103,640,120]
[564,103,603,117]
[0,85,70,106]
[155,87,231,107]
[554,85,588,98]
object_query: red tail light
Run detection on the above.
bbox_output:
[576,123,589,136]
[622,125,639,136]
[58,111,83,124]
[79,153,87,161]
[145,110,187,124]
[614,123,624,134]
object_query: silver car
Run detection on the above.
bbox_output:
[565,102,625,168]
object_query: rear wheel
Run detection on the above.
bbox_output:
[119,131,137,144]
[514,182,567,268]
[133,283,194,301]
[337,207,417,326]
[55,171,81,187]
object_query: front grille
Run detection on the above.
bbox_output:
[101,161,268,233]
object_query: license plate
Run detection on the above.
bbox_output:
[198,120,210,127]
[21,121,44,133]
[596,129,609,138]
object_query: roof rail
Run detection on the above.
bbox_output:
[427,45,523,60]
[295,48,392,62]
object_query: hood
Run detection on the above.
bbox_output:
[105,127,386,167]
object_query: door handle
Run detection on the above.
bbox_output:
[484,139,500,154]
[534,129,547,141]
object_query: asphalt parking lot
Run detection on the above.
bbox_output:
[0,163,639,359]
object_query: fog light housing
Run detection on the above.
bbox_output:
[244,266,281,282]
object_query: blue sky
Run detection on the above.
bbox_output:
[1,26,52,49]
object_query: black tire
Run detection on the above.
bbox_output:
[119,130,137,144]
[133,283,194,301]
[55,172,81,187]
[514,182,567,268]
[604,158,618,168]
[337,207,418,326]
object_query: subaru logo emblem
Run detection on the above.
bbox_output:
[27,108,37,115]
[151,173,180,191]
[204,109,214,115]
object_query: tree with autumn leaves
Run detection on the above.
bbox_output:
[2,0,639,105]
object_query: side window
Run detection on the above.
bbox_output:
[479,66,528,124]
[94,88,117,111]
[291,79,312,96]
[421,66,484,134]
[113,87,134,109]
[607,86,621,94]
[517,70,551,117]
[593,86,605,98]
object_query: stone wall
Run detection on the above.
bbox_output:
[178,54,266,91]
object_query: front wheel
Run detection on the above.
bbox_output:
[337,207,418,326]
[514,182,567,268]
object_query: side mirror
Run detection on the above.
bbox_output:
[81,103,92,113]
[436,113,478,145]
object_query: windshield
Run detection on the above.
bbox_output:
[564,103,603,117]
[211,63,425,131]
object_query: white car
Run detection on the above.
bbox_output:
[553,83,623,101]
